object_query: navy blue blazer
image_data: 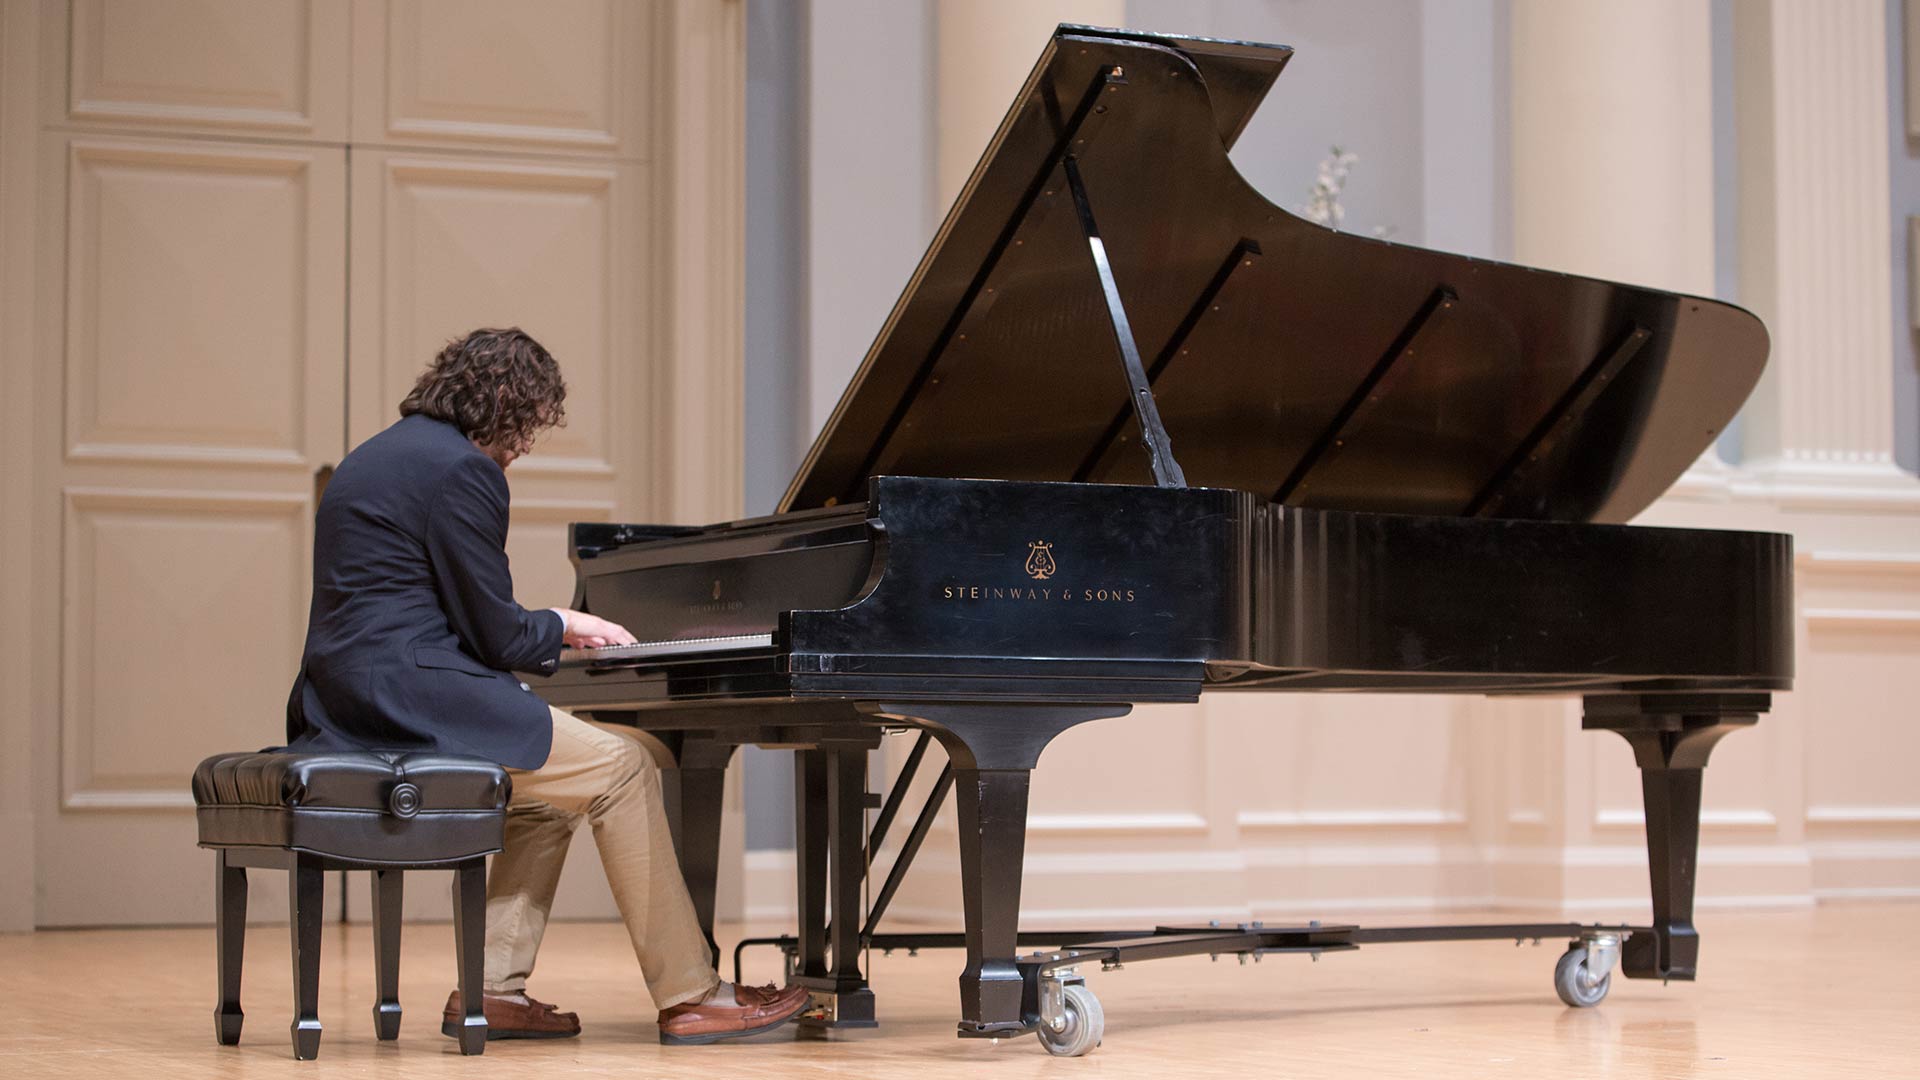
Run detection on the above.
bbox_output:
[285,414,565,769]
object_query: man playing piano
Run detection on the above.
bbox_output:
[284,327,809,1044]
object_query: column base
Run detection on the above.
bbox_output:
[1731,458,1920,510]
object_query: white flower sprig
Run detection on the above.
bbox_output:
[1298,145,1397,239]
[1300,146,1359,228]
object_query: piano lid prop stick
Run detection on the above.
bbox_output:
[1074,238,1264,484]
[1063,152,1188,489]
[841,65,1130,504]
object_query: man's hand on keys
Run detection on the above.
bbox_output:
[556,610,638,649]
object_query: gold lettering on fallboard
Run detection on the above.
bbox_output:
[936,538,1139,602]
[941,586,1139,602]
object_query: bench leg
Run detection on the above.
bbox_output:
[450,859,488,1055]
[213,851,246,1046]
[288,854,324,1060]
[371,869,403,1040]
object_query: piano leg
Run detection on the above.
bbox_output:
[660,738,736,968]
[953,766,1035,1036]
[1583,694,1764,982]
[793,749,829,981]
[828,747,878,1022]
[791,745,879,1026]
[871,702,1130,1037]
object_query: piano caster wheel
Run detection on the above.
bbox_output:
[1554,944,1614,1008]
[1035,984,1104,1057]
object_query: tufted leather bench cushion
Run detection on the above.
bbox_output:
[193,751,511,864]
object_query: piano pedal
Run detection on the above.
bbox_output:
[795,987,878,1029]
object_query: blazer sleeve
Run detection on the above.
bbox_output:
[424,454,566,674]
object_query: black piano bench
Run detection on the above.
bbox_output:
[190,751,511,1060]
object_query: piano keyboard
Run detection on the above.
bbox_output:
[559,632,775,666]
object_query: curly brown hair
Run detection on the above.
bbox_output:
[399,327,566,456]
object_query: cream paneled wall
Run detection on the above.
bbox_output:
[0,0,744,929]
[2,0,1909,936]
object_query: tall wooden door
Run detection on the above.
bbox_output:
[26,0,695,926]
[341,0,664,921]
[29,0,351,925]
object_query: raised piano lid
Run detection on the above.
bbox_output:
[779,24,1768,525]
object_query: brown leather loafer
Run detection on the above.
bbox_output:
[656,983,811,1045]
[441,990,582,1040]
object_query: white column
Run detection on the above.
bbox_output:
[1511,0,1736,491]
[934,0,1125,208]
[1501,1,1816,914]
[1510,0,1715,294]
[1733,0,1918,495]
[664,0,747,524]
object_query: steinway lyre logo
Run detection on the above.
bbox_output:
[687,577,743,615]
[1024,540,1057,580]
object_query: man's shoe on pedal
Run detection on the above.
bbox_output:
[657,982,811,1045]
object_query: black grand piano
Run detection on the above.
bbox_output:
[532,25,1791,1056]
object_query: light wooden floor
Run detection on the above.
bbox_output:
[2,903,1915,1079]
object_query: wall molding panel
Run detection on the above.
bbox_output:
[352,0,655,157]
[62,137,342,469]
[1237,809,1469,830]
[1807,806,1920,823]
[59,487,309,812]
[1801,607,1920,628]
[1027,812,1210,835]
[1594,808,1781,829]
[58,0,349,139]
[1793,544,1920,907]
[348,152,636,480]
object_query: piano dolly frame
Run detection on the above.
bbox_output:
[716,691,1760,1055]
[737,922,1637,1053]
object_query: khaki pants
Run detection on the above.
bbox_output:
[483,706,719,1010]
